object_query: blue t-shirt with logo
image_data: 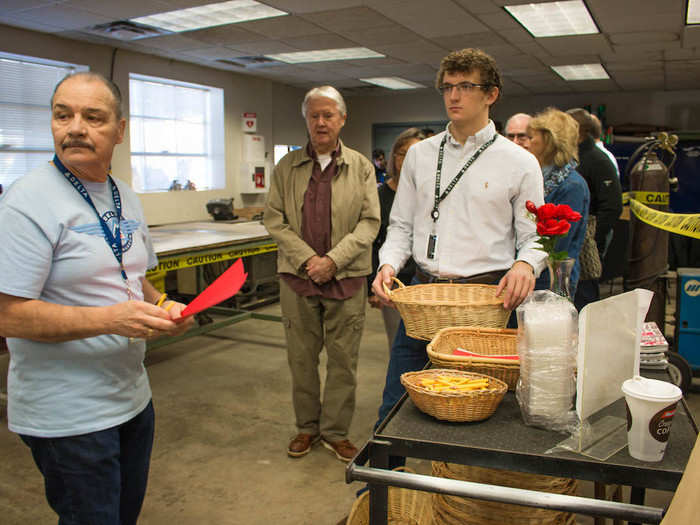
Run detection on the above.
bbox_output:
[0,161,157,437]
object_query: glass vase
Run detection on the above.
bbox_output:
[547,257,575,301]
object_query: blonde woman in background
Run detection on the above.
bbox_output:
[527,107,590,295]
[368,128,425,350]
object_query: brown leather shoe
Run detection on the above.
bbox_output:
[287,433,320,457]
[321,437,358,462]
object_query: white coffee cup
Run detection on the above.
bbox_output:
[621,376,682,462]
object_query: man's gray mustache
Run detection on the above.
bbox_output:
[63,141,94,150]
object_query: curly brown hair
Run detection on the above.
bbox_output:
[435,48,502,103]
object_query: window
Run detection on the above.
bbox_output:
[273,144,302,165]
[129,73,225,193]
[0,52,87,189]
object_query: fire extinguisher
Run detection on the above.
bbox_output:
[254,167,265,188]
[624,132,678,328]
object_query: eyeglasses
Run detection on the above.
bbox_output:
[506,133,529,141]
[437,81,491,95]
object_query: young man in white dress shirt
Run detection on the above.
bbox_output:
[371,48,547,439]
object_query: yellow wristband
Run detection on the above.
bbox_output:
[155,293,168,307]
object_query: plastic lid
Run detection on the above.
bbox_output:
[621,376,682,402]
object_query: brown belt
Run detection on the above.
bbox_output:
[414,267,507,285]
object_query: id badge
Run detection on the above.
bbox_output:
[427,234,438,259]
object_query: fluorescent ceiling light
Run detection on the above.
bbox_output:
[551,63,609,81]
[266,47,384,64]
[131,0,287,33]
[504,0,598,37]
[688,0,700,24]
[360,77,424,90]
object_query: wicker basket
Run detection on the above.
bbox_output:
[400,369,507,422]
[383,278,510,341]
[346,467,433,525]
[431,461,577,525]
[426,326,520,391]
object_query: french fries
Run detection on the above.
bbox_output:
[417,375,490,392]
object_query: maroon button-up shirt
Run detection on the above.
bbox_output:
[281,142,364,299]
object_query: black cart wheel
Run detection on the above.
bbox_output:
[667,353,692,394]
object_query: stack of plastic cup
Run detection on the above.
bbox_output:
[621,376,683,462]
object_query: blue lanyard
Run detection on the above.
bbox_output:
[52,155,128,282]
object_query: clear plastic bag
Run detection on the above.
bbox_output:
[515,290,579,433]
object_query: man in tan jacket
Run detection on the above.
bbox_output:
[263,85,380,462]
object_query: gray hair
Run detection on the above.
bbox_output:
[51,72,123,120]
[301,85,347,118]
[505,112,532,131]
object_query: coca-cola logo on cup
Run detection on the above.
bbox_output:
[649,402,677,443]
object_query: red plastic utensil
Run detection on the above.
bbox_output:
[178,258,248,319]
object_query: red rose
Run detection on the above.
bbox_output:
[536,203,558,221]
[526,200,538,214]
[537,218,571,236]
[554,204,582,222]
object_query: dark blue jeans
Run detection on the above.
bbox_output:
[375,319,429,431]
[20,400,155,525]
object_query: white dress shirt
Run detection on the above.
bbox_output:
[596,140,620,178]
[379,120,546,279]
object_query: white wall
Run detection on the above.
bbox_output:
[0,24,308,225]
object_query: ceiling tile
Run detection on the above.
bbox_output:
[0,14,60,32]
[604,61,663,73]
[475,10,523,30]
[568,79,620,93]
[179,46,248,60]
[335,24,420,47]
[65,0,171,19]
[452,0,503,15]
[7,4,113,31]
[609,32,678,45]
[586,0,684,33]
[372,39,447,65]
[536,34,613,57]
[300,6,393,31]
[236,15,326,39]
[185,24,264,46]
[431,32,509,51]
[499,27,536,44]
[225,40,298,56]
[600,47,664,62]
[682,25,700,49]
[371,0,487,38]
[541,55,604,67]
[280,33,357,51]
[258,0,363,14]
[137,33,207,51]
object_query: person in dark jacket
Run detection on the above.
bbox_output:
[368,128,425,350]
[567,108,622,310]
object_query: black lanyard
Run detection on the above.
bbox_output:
[431,133,498,221]
[52,155,128,283]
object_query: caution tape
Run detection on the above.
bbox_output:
[629,199,700,239]
[145,242,277,276]
[622,191,669,206]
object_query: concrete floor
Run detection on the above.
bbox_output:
[1,290,698,524]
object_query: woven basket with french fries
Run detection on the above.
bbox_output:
[427,326,520,390]
[400,369,507,422]
[382,277,510,341]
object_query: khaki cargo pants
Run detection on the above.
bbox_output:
[279,279,366,442]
